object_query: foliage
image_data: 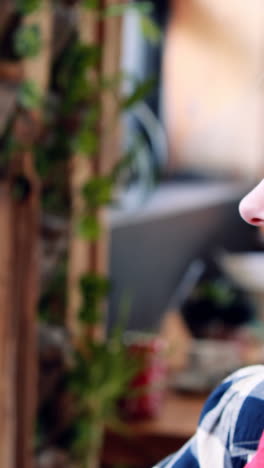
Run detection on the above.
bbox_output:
[196,279,236,307]
[121,77,157,109]
[76,215,101,241]
[14,24,42,58]
[38,259,67,325]
[1,1,160,467]
[82,0,100,9]
[140,15,161,43]
[18,80,43,110]
[15,0,42,15]
[69,335,138,461]
[101,1,161,44]
[71,127,99,156]
[57,42,101,113]
[82,176,113,209]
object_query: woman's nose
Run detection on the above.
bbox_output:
[239,180,264,226]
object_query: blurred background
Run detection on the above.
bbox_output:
[1,1,264,467]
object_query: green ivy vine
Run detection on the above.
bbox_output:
[4,1,161,467]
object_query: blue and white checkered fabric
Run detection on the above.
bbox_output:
[153,366,264,468]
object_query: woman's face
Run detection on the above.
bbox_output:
[239,180,264,226]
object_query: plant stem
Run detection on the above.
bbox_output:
[84,420,104,468]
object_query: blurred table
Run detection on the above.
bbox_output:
[102,391,206,467]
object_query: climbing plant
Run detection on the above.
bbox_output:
[0,1,160,467]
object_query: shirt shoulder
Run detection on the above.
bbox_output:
[154,366,264,468]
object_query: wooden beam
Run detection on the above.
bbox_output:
[11,149,40,468]
[67,1,123,339]
[12,3,53,468]
[0,182,16,468]
[66,6,98,338]
[96,0,122,277]
[100,0,122,176]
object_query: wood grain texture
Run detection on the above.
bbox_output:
[67,1,123,340]
[0,182,16,468]
[95,0,122,280]
[67,154,93,336]
[12,4,53,468]
[66,6,98,338]
[11,151,40,468]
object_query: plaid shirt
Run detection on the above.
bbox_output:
[153,366,264,468]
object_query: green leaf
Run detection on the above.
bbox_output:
[78,273,109,323]
[15,0,42,14]
[140,16,161,43]
[14,24,42,58]
[79,304,101,324]
[77,215,101,240]
[84,107,100,126]
[121,77,156,109]
[58,42,101,110]
[82,0,100,9]
[58,43,101,88]
[18,80,42,110]
[79,305,100,324]
[80,274,109,301]
[71,417,94,456]
[72,130,98,156]
[103,2,153,17]
[82,176,113,208]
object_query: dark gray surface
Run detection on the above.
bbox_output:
[109,193,255,332]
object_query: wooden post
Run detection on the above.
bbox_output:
[96,0,122,277]
[0,3,53,468]
[13,1,52,463]
[11,149,40,468]
[67,1,123,339]
[67,6,98,338]
[0,182,16,468]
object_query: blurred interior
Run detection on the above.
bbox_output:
[107,1,264,463]
[1,1,264,467]
[104,2,264,464]
[109,0,264,335]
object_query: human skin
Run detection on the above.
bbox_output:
[239,180,264,226]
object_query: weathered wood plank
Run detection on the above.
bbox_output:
[96,0,122,278]
[11,150,40,468]
[67,1,123,340]
[66,6,98,337]
[100,0,122,176]
[0,181,16,468]
[12,4,53,468]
